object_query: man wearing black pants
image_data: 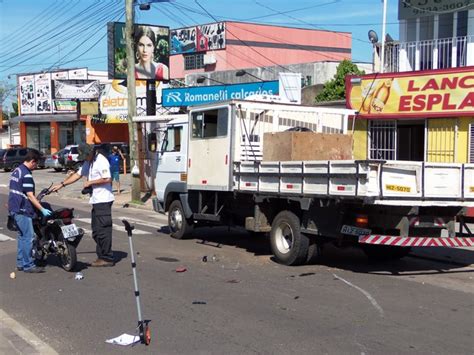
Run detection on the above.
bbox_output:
[52,143,115,267]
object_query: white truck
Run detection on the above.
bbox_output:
[152,100,474,265]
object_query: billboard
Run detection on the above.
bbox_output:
[53,100,77,113]
[108,22,170,80]
[18,75,35,115]
[346,67,474,118]
[53,80,100,100]
[399,0,474,19]
[51,71,69,80]
[68,68,88,79]
[98,80,164,123]
[171,22,225,55]
[162,81,279,107]
[34,73,52,114]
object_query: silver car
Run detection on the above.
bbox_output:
[45,149,65,172]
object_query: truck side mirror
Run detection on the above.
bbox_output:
[148,133,157,152]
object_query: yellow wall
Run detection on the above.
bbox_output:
[350,119,368,160]
[456,117,474,163]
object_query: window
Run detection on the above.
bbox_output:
[369,120,397,160]
[184,53,205,70]
[162,126,182,152]
[192,108,228,139]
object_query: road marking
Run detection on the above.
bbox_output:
[0,233,14,242]
[0,184,8,188]
[116,216,166,230]
[75,218,153,235]
[333,274,384,318]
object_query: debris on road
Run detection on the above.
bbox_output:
[202,255,207,262]
[75,272,84,280]
[106,333,140,346]
[192,301,207,305]
[9,272,15,279]
[176,266,187,273]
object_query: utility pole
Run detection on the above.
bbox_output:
[125,0,141,201]
[380,0,388,73]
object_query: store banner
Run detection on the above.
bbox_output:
[53,80,100,100]
[18,75,35,115]
[34,73,52,114]
[399,0,474,20]
[162,81,279,107]
[80,101,99,115]
[52,71,69,80]
[53,100,77,113]
[346,68,474,118]
[68,68,88,79]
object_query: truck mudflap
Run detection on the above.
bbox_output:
[358,235,474,247]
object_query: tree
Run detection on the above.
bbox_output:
[11,102,18,117]
[315,60,365,103]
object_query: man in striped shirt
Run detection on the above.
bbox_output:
[8,149,52,273]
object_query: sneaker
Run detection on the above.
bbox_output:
[24,267,45,273]
[90,259,114,267]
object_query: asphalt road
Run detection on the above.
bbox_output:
[0,169,473,354]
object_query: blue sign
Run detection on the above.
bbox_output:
[162,81,279,107]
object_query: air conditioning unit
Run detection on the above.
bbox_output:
[203,54,217,65]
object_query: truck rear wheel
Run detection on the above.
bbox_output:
[270,211,309,266]
[168,200,193,239]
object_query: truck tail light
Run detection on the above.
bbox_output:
[355,215,369,228]
[67,154,72,161]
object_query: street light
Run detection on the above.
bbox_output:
[196,76,227,85]
[235,70,264,82]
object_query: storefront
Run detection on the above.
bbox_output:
[346,66,474,163]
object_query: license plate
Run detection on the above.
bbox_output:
[341,225,371,236]
[61,224,79,239]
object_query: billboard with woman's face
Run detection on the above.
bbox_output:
[108,22,170,81]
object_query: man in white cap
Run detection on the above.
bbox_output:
[52,143,115,267]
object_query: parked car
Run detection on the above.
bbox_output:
[45,149,65,172]
[0,147,46,172]
[59,145,81,170]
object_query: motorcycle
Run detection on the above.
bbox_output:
[32,184,84,271]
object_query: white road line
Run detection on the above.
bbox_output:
[75,218,152,235]
[333,274,384,318]
[0,233,14,242]
[116,216,166,230]
[0,184,8,188]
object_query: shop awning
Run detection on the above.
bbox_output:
[11,114,79,123]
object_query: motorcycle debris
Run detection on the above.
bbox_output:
[9,272,15,279]
[192,301,207,305]
[202,255,207,262]
[75,272,84,281]
[175,266,187,273]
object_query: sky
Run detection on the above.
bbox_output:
[0,0,399,106]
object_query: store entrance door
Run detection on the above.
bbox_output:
[397,121,425,161]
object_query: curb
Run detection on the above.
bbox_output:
[0,309,58,355]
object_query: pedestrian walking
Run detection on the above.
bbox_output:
[8,148,51,273]
[52,143,115,267]
[108,146,125,194]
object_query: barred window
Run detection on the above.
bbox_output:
[184,54,205,70]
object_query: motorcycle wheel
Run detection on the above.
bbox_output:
[32,240,48,265]
[59,243,77,271]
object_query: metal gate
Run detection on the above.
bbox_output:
[426,119,456,163]
[368,120,396,160]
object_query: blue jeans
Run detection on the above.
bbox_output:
[14,213,35,270]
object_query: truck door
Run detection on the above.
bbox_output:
[154,123,188,202]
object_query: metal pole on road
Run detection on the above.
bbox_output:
[125,0,141,202]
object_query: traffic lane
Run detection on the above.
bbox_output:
[1,195,473,353]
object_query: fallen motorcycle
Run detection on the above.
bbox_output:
[32,184,84,271]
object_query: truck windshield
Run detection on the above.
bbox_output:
[192,108,228,139]
[162,126,182,152]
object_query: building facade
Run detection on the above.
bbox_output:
[346,1,474,164]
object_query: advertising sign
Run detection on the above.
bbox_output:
[53,100,77,113]
[68,68,88,79]
[52,71,69,80]
[107,22,170,80]
[18,75,35,115]
[53,80,100,100]
[34,73,52,114]
[346,68,474,118]
[98,80,164,122]
[170,22,225,55]
[162,81,279,107]
[399,0,474,19]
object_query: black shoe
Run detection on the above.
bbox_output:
[24,267,45,273]
[17,267,23,271]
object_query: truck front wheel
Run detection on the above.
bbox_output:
[270,211,309,266]
[168,200,193,239]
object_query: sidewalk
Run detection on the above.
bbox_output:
[0,309,58,355]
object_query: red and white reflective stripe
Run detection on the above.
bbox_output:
[359,235,474,247]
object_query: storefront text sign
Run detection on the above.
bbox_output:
[346,67,474,118]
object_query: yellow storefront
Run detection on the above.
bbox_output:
[346,66,474,164]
